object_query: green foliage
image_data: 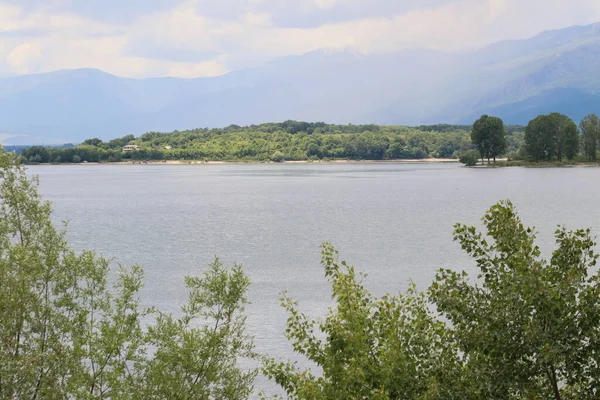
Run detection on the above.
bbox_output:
[550,113,579,161]
[524,113,579,162]
[138,259,256,400]
[505,129,525,159]
[263,243,467,400]
[525,115,556,161]
[430,200,600,399]
[83,138,103,146]
[459,149,480,166]
[21,122,477,163]
[580,114,600,161]
[560,118,579,160]
[470,115,506,163]
[0,150,255,399]
[271,151,285,162]
[416,124,472,133]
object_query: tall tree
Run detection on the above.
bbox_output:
[549,113,579,161]
[580,114,600,161]
[430,201,600,399]
[471,115,507,164]
[561,118,579,160]
[525,114,558,161]
[525,113,579,162]
[264,243,468,399]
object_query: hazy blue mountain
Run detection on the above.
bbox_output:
[2,22,600,144]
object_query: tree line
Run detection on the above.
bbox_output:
[3,149,600,399]
[462,112,600,165]
[19,121,526,164]
[17,113,600,165]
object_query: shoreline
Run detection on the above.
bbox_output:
[27,158,461,166]
[25,158,600,167]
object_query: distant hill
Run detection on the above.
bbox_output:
[1,22,600,144]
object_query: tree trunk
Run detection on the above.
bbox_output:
[547,366,562,400]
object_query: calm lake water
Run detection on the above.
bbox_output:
[29,162,600,393]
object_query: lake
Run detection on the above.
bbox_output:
[30,162,600,392]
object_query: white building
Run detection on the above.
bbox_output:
[123,145,141,152]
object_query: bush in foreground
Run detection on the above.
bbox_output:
[263,244,468,399]
[431,200,600,399]
[0,151,256,399]
[267,201,600,400]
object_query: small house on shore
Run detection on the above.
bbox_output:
[123,145,141,152]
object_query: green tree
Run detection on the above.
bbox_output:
[271,151,285,162]
[459,149,480,166]
[263,243,467,400]
[471,115,506,164]
[524,113,579,162]
[525,114,558,161]
[138,259,256,400]
[549,113,579,161]
[83,138,103,146]
[0,149,133,398]
[580,114,600,161]
[561,119,579,160]
[0,149,256,399]
[430,200,600,399]
[21,123,479,163]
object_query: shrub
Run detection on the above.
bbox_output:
[271,151,285,162]
[459,150,480,166]
[0,150,256,399]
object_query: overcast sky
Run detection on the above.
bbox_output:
[1,0,600,78]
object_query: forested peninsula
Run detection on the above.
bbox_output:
[19,121,525,164]
[19,112,600,166]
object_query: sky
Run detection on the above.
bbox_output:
[1,0,600,78]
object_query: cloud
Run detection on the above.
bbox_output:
[0,1,228,78]
[127,0,600,59]
[311,0,339,10]
[243,11,272,26]
[7,42,43,73]
[0,0,600,78]
[2,0,177,25]
[0,3,118,36]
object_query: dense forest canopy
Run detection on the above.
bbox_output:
[19,121,526,163]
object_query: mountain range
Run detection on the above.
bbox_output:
[2,22,600,144]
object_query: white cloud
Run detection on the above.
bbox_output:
[0,3,117,35]
[0,1,228,78]
[6,42,43,74]
[312,0,339,10]
[1,0,600,78]
[166,58,228,77]
[243,11,272,26]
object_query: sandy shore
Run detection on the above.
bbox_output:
[37,158,460,166]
